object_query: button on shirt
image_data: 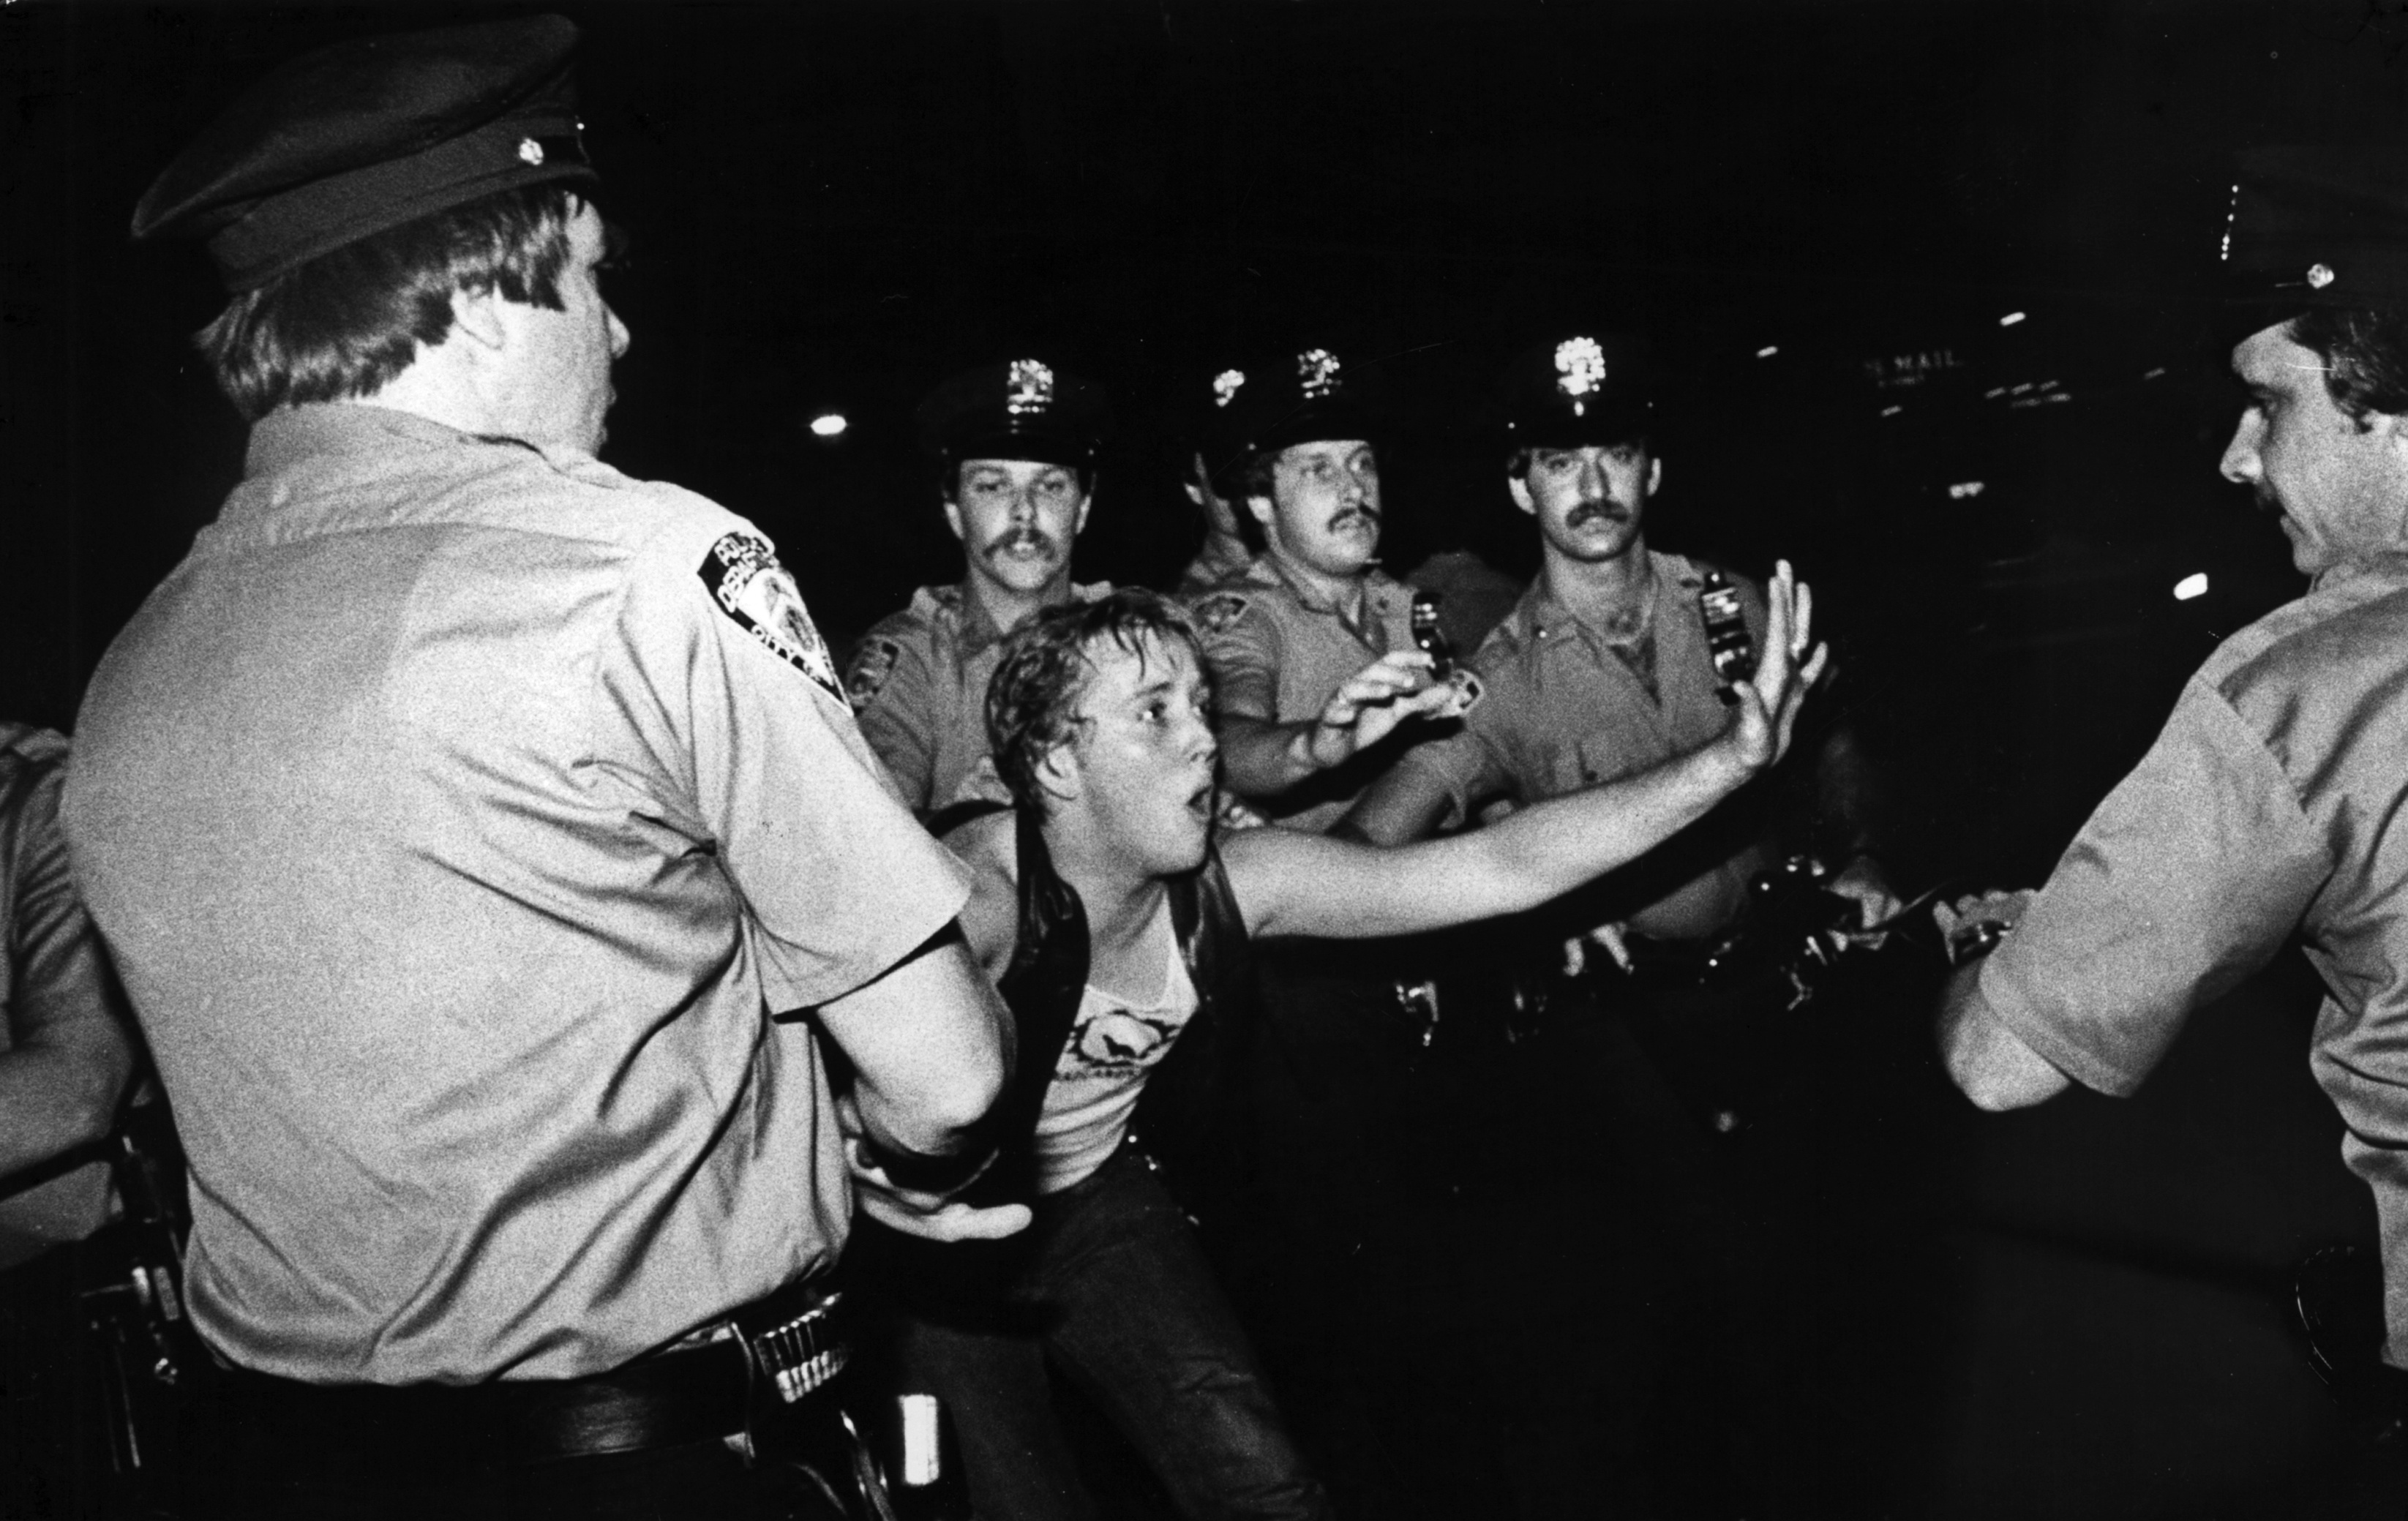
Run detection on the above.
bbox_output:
[847,581,1111,814]
[1384,552,1772,940]
[64,405,969,1385]
[1976,554,2408,1364]
[1190,557,1419,834]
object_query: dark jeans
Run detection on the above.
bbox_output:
[879,1143,1331,1521]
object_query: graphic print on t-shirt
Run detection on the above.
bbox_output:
[1061,1004,1188,1076]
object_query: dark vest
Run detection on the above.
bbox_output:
[937,801,1261,1222]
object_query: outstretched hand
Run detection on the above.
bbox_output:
[1722,560,1826,775]
[835,1094,1030,1244]
[1305,650,1465,769]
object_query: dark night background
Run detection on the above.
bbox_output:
[7,2,2408,1517]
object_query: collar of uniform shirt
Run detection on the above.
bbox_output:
[1524,565,1660,650]
[1256,553,1396,638]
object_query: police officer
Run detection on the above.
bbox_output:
[64,18,1016,1517]
[1189,345,1460,833]
[1173,361,1261,597]
[1343,332,1895,1513]
[1346,332,1898,951]
[1937,149,2408,1417]
[845,359,1113,814]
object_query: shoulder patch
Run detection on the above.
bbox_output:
[1193,592,1251,634]
[698,533,844,701]
[844,636,905,711]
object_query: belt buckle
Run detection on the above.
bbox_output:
[735,1285,849,1405]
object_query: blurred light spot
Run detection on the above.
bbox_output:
[1879,404,1904,417]
[2143,367,2167,380]
[810,413,848,438]
[2174,573,2209,601]
[1948,481,1986,500]
[2011,383,2033,395]
[1984,386,2006,399]
[1756,345,1779,358]
[2000,312,2027,327]
[2038,379,2059,390]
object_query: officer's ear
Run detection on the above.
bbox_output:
[1647,455,1664,497]
[1073,486,1095,538]
[1245,494,1275,531]
[939,495,967,547]
[446,287,509,354]
[1507,475,1537,517]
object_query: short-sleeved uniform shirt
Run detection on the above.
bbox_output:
[64,405,968,1385]
[1976,553,2408,1363]
[846,579,1111,814]
[1384,551,1773,941]
[1190,556,1419,833]
[0,724,119,1264]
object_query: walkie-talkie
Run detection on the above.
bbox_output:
[1409,590,1454,680]
[1696,570,1756,705]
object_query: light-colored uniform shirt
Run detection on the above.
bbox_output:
[1381,551,1773,941]
[64,405,968,1385]
[846,580,1111,814]
[1976,553,2408,1364]
[0,725,121,1267]
[1190,557,1419,834]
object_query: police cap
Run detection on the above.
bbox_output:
[2224,146,2408,315]
[916,358,1112,472]
[1501,333,1655,449]
[134,16,597,293]
[1221,345,1389,463]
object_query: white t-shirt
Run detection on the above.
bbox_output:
[1029,910,1200,1195]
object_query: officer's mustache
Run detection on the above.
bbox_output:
[1567,498,1632,528]
[1327,504,1381,531]
[984,527,1059,560]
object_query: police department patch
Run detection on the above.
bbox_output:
[698,533,843,701]
[1192,592,1250,634]
[845,637,904,711]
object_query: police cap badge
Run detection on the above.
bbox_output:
[916,358,1113,473]
[1501,332,1656,449]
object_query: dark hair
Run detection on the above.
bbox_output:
[195,184,581,421]
[986,589,1205,818]
[937,457,1098,506]
[2287,307,2408,429]
[1504,436,1651,481]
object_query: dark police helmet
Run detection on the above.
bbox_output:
[1219,345,1391,465]
[2223,146,2408,315]
[1500,332,1656,450]
[133,15,597,293]
[916,358,1113,473]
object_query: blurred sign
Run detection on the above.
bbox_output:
[1864,349,1963,390]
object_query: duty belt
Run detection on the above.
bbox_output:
[208,1273,852,1466]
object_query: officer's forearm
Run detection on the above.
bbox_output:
[1935,964,2071,1112]
[0,1028,132,1184]
[1215,715,1326,799]
[818,926,1013,1155]
[1335,761,1453,846]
